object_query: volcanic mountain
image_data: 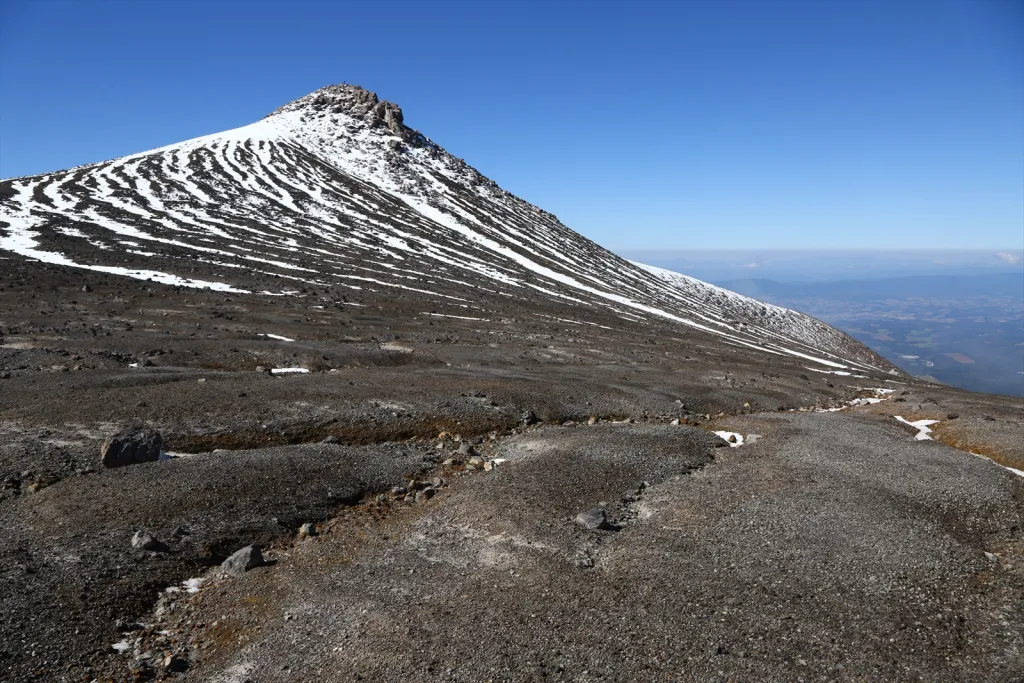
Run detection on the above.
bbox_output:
[2,84,886,374]
[1,87,1021,683]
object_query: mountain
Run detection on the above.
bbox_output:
[1,84,888,375]
[1,86,1021,683]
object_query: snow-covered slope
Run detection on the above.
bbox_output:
[0,84,889,372]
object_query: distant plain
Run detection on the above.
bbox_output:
[626,250,1024,397]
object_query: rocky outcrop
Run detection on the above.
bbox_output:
[270,83,420,142]
[100,427,164,468]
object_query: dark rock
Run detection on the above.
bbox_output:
[415,489,435,504]
[575,508,609,530]
[947,413,960,420]
[163,654,189,672]
[321,435,341,444]
[101,427,163,468]
[457,442,478,457]
[116,618,144,632]
[221,545,265,575]
[522,410,539,425]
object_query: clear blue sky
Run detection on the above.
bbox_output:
[1,0,1021,250]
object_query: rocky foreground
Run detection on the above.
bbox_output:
[0,258,1022,682]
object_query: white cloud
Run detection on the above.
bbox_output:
[995,251,1022,264]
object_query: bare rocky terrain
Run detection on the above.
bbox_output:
[1,85,1022,681]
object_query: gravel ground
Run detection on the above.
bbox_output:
[147,413,1023,682]
[1,263,1021,682]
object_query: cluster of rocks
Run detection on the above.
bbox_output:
[2,469,57,496]
[390,475,447,505]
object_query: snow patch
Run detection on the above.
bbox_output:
[270,367,309,375]
[894,416,940,440]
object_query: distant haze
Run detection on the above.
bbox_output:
[624,249,1024,397]
[621,249,1024,284]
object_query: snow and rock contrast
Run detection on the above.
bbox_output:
[1,84,887,374]
[1,86,1020,683]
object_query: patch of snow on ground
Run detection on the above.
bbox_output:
[894,416,940,440]
[165,577,205,594]
[260,333,295,342]
[270,367,309,374]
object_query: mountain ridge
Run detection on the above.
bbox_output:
[0,83,892,374]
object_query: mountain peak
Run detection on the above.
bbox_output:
[270,84,409,138]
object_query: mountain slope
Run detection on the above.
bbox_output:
[0,84,890,373]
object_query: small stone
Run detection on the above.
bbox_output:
[457,442,478,457]
[321,435,341,444]
[82,284,92,292]
[441,458,459,466]
[587,416,598,425]
[468,456,485,467]
[391,485,407,495]
[483,460,494,472]
[197,378,206,384]
[522,410,539,425]
[746,434,761,444]
[221,545,265,575]
[415,489,435,504]
[575,508,609,530]
[431,476,445,488]
[298,523,317,538]
[670,418,680,426]
[947,413,960,420]
[131,530,165,552]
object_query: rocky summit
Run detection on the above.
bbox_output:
[0,85,1021,682]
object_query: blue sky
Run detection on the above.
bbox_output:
[1,0,1021,250]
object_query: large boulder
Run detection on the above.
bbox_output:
[100,427,163,468]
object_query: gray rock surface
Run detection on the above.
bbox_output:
[221,545,265,575]
[574,507,608,529]
[130,530,164,552]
